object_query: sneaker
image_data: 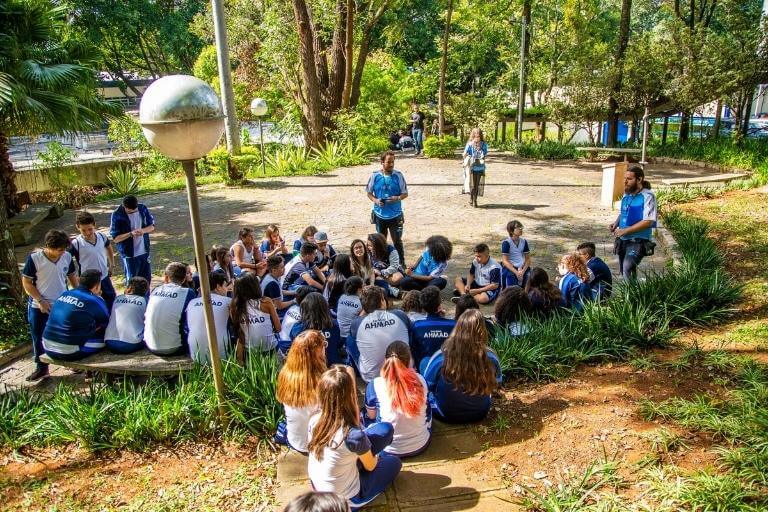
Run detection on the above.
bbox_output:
[389,286,400,298]
[26,365,49,382]
[452,288,461,297]
[451,296,461,304]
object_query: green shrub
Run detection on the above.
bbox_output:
[105,164,139,196]
[0,302,29,351]
[495,140,579,160]
[423,135,461,158]
[355,135,389,156]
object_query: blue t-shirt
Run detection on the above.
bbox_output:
[422,349,502,423]
[586,257,612,299]
[619,189,657,240]
[559,273,589,309]
[290,320,345,365]
[42,287,110,356]
[413,249,447,278]
[283,259,318,289]
[410,314,455,368]
[366,170,408,220]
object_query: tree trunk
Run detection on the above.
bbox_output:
[341,0,354,109]
[292,0,326,149]
[712,98,722,138]
[438,0,454,137]
[741,91,754,138]
[0,133,24,305]
[349,2,389,108]
[662,115,669,144]
[328,0,347,116]
[606,0,632,147]
[679,110,690,143]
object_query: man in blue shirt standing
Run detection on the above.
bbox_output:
[366,151,408,262]
[609,166,657,280]
[110,195,155,285]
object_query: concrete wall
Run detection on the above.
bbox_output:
[14,155,144,193]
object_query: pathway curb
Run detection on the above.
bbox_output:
[655,219,683,267]
[0,344,30,367]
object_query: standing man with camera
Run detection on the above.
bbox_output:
[609,166,657,280]
[366,151,408,263]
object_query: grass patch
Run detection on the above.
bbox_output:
[0,352,281,452]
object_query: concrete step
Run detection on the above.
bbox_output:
[660,172,749,186]
[9,203,57,245]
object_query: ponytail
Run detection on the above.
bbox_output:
[380,341,425,418]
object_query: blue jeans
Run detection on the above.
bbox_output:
[412,128,424,153]
[400,275,447,291]
[100,277,116,312]
[502,267,530,288]
[122,253,151,286]
[351,423,402,509]
[617,239,646,279]
[28,304,49,368]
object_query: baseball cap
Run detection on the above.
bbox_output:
[315,231,329,243]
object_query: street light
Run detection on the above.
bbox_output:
[640,106,650,166]
[139,74,227,421]
[250,98,268,175]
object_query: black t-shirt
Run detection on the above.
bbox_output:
[411,111,425,130]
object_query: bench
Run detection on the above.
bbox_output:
[660,173,750,187]
[40,349,195,376]
[576,147,642,162]
[9,203,61,245]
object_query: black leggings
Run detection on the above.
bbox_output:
[470,172,483,203]
[374,214,405,263]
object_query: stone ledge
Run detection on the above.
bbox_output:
[655,219,683,267]
[0,343,31,367]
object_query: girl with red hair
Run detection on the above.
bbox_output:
[365,341,431,457]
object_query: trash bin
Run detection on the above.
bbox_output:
[601,162,628,208]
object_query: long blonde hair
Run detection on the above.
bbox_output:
[308,365,361,460]
[442,309,497,396]
[276,330,327,408]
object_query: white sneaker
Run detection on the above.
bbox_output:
[389,286,400,298]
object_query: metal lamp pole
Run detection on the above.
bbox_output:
[140,75,228,423]
[250,98,269,175]
[640,106,650,166]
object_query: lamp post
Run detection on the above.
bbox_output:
[250,98,268,175]
[640,106,650,166]
[139,75,228,421]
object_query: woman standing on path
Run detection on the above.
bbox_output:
[462,128,488,207]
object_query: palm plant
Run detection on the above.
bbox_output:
[0,0,120,302]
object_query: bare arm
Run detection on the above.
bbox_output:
[260,298,282,333]
[22,277,48,313]
[358,450,378,472]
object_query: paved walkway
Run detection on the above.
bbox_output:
[276,420,517,511]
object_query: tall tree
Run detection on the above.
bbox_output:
[0,0,119,302]
[606,0,632,146]
[438,0,454,136]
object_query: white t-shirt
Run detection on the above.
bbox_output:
[104,294,147,349]
[128,211,146,257]
[407,311,427,323]
[144,283,195,354]
[70,233,110,277]
[348,309,411,382]
[284,403,319,453]
[369,374,431,455]
[241,299,276,351]
[279,304,302,342]
[335,294,362,337]
[186,293,232,363]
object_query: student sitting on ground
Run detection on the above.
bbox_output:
[278,286,314,355]
[367,233,401,298]
[144,262,197,356]
[42,269,109,360]
[410,286,455,368]
[452,243,501,305]
[336,277,364,339]
[324,254,353,311]
[261,224,291,263]
[525,267,562,317]
[577,242,613,300]
[105,276,149,354]
[365,341,431,457]
[396,235,453,291]
[401,290,426,322]
[69,211,116,310]
[261,255,295,317]
[347,285,410,383]
[293,225,318,253]
[186,272,233,364]
[500,220,532,288]
[275,330,327,454]
[283,242,326,294]
[231,227,266,277]
[314,232,337,275]
[350,239,375,286]
[307,365,402,509]
[283,491,350,512]
[22,229,79,381]
[231,273,281,360]
[290,292,344,365]
[421,309,502,424]
[453,293,496,333]
[493,286,532,336]
[558,252,591,310]
[212,246,238,285]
